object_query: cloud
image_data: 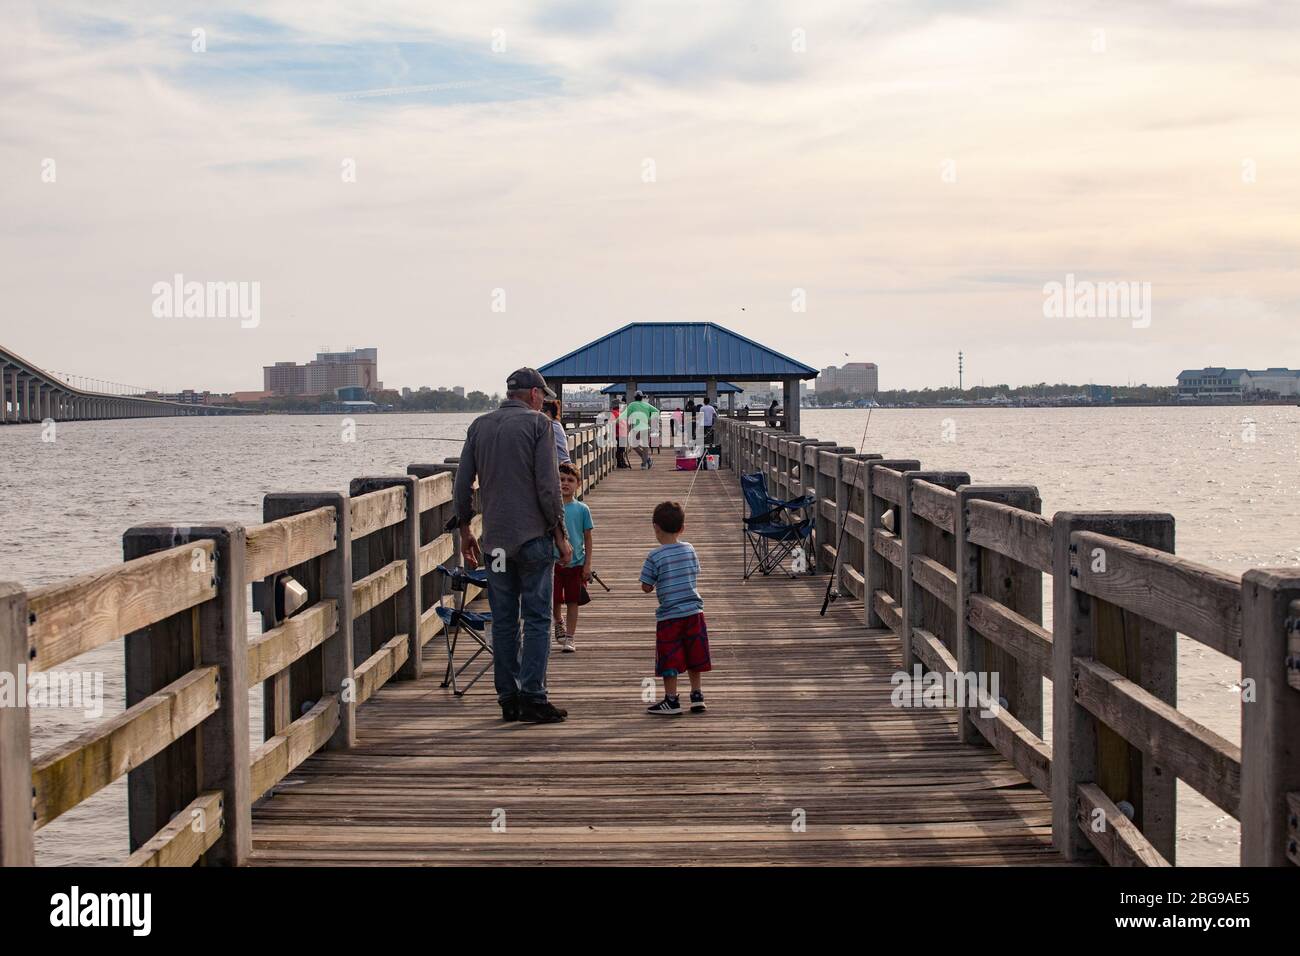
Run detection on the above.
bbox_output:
[0,1,1297,394]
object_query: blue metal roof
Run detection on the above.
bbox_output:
[600,381,742,395]
[539,323,818,382]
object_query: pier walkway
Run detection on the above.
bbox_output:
[247,463,1059,866]
[4,417,1296,869]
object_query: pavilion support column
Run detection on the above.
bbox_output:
[706,377,717,407]
[782,379,800,434]
[0,367,8,423]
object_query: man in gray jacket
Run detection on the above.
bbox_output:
[455,368,572,723]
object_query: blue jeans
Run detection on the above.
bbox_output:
[486,535,555,704]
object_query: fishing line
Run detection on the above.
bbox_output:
[355,435,469,442]
[820,405,875,616]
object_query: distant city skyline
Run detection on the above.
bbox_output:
[5,4,1298,395]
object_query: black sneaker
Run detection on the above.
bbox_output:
[689,690,706,713]
[501,696,520,722]
[519,699,568,723]
[647,696,682,716]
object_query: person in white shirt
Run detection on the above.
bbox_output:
[699,398,717,447]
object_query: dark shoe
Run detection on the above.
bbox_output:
[647,696,682,716]
[519,699,568,723]
[501,697,519,722]
[689,690,706,713]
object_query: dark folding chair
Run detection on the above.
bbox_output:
[434,565,493,696]
[740,472,816,579]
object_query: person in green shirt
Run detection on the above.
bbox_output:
[624,391,659,470]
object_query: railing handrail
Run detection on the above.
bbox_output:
[0,422,617,867]
[717,415,1299,868]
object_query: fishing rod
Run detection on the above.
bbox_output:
[589,571,612,592]
[820,405,875,616]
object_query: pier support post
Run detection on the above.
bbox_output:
[813,446,854,574]
[350,476,421,682]
[863,460,920,629]
[1050,512,1176,864]
[122,523,252,866]
[955,485,1044,744]
[260,492,356,750]
[800,440,836,504]
[900,471,969,668]
[782,379,800,434]
[409,463,461,658]
[1239,569,1300,865]
[831,453,881,610]
[0,583,34,866]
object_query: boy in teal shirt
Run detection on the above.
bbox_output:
[553,462,595,652]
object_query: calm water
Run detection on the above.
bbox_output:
[2,406,1295,865]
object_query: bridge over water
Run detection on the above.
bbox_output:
[0,345,252,422]
[1,417,1297,867]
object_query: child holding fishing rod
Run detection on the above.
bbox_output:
[552,462,594,652]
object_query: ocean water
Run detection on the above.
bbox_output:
[2,406,1295,865]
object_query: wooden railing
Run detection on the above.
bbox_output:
[721,416,1300,867]
[0,422,616,866]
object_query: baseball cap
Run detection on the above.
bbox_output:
[506,367,557,399]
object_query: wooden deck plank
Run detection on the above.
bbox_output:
[250,463,1065,866]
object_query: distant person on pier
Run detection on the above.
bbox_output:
[544,397,570,464]
[454,367,571,724]
[624,390,659,469]
[610,399,631,468]
[699,396,717,448]
[765,400,780,428]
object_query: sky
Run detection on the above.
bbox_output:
[2,0,1298,395]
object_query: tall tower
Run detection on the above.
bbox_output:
[958,351,964,391]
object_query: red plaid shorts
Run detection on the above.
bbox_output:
[553,564,589,606]
[655,613,711,677]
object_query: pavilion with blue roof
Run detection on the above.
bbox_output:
[538,322,818,432]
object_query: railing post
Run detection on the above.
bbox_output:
[955,485,1044,744]
[900,471,969,667]
[801,440,835,502]
[0,583,33,866]
[350,476,421,681]
[814,447,854,574]
[863,459,920,628]
[1239,569,1300,865]
[1050,512,1176,864]
[409,461,464,656]
[832,453,881,609]
[122,523,252,865]
[260,492,356,750]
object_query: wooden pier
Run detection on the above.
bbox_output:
[3,417,1299,867]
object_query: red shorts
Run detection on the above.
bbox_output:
[553,564,590,607]
[655,613,711,677]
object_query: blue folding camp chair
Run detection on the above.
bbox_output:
[435,565,493,696]
[740,472,816,579]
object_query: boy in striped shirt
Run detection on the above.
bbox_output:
[640,500,710,715]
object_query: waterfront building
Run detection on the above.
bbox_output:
[1176,367,1300,399]
[264,347,381,397]
[818,362,878,396]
